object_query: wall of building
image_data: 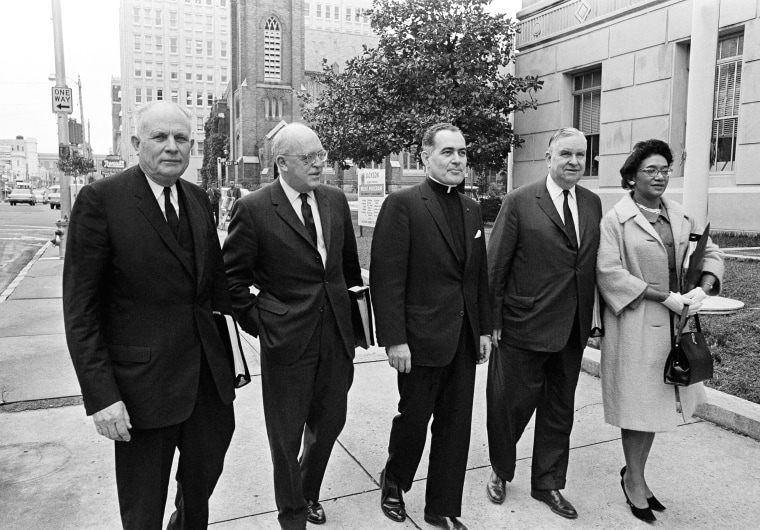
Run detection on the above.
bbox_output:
[513,0,760,232]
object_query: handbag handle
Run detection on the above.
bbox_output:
[672,307,702,347]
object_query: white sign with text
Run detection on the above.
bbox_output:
[357,168,386,228]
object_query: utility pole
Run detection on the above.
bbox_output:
[52,0,70,258]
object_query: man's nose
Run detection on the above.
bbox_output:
[165,135,178,151]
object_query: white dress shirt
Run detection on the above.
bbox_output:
[279,177,327,266]
[545,174,579,243]
[145,175,179,221]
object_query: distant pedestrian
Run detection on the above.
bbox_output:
[486,127,602,520]
[207,181,221,226]
[597,138,723,522]
[63,100,236,529]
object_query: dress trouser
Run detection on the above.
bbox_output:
[486,316,583,491]
[115,353,235,530]
[384,325,475,517]
[260,304,354,530]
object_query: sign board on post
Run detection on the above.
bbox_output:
[357,168,386,228]
[51,86,73,114]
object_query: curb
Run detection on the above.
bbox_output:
[581,347,760,441]
[0,242,52,304]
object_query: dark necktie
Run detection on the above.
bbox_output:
[164,187,179,239]
[300,193,318,246]
[563,189,578,249]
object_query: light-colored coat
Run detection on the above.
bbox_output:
[597,194,724,431]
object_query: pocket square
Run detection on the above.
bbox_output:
[475,230,482,238]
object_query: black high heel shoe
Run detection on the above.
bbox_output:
[620,467,656,522]
[621,466,666,511]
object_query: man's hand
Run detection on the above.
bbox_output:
[92,401,132,442]
[477,335,492,364]
[387,344,412,373]
[492,328,502,345]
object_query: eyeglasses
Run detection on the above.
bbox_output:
[638,167,673,177]
[283,150,329,165]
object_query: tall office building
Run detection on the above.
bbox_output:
[119,0,231,183]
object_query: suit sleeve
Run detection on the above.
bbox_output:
[487,192,519,330]
[340,194,363,288]
[369,193,410,347]
[476,207,493,335]
[222,199,260,337]
[201,188,232,314]
[62,185,122,415]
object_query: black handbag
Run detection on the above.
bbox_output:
[664,312,713,387]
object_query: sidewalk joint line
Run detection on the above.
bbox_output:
[0,241,52,303]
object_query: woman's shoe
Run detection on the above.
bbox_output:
[621,465,666,512]
[620,469,656,522]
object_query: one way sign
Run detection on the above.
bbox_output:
[51,86,73,114]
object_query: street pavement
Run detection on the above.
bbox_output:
[1,237,760,529]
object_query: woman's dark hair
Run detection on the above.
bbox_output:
[619,139,674,189]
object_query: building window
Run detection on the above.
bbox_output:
[402,150,421,171]
[171,89,179,103]
[170,37,178,54]
[145,62,153,78]
[134,35,141,52]
[145,35,152,51]
[197,91,204,106]
[206,15,213,31]
[572,69,601,177]
[135,88,142,104]
[197,70,203,81]
[207,93,214,106]
[170,11,178,28]
[220,41,227,58]
[187,91,193,105]
[334,6,339,20]
[207,72,213,82]
[195,40,203,55]
[220,0,226,6]
[220,16,227,33]
[197,116,204,132]
[146,88,153,102]
[305,2,310,17]
[133,7,140,24]
[264,97,284,119]
[170,64,178,79]
[156,63,164,79]
[316,4,322,18]
[325,5,330,19]
[186,68,193,81]
[355,8,361,22]
[207,41,213,57]
[134,61,142,77]
[711,33,743,173]
[185,39,192,55]
[346,7,351,21]
[155,9,162,26]
[144,8,152,25]
[221,69,228,83]
[264,18,281,80]
[198,141,204,156]
[157,89,164,101]
[156,36,163,52]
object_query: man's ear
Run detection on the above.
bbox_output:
[131,135,141,151]
[420,150,429,168]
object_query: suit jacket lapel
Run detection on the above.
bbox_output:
[314,186,331,257]
[421,180,458,259]
[535,184,571,245]
[271,179,318,248]
[176,180,205,285]
[460,194,475,265]
[132,169,195,278]
[576,188,590,246]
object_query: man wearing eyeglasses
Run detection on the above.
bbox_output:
[223,123,363,530]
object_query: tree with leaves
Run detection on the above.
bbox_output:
[299,0,542,173]
[200,114,229,189]
[57,151,95,183]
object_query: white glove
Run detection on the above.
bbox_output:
[661,292,686,314]
[685,299,703,316]
[684,287,708,305]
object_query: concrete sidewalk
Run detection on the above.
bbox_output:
[2,240,760,529]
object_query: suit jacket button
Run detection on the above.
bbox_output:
[315,256,320,262]
[319,307,324,313]
[459,310,465,316]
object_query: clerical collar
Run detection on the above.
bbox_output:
[427,176,464,195]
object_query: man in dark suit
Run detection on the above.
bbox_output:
[370,123,492,530]
[63,101,236,529]
[485,127,602,519]
[223,123,362,530]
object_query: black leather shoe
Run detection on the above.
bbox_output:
[620,468,656,522]
[620,466,665,512]
[530,489,578,519]
[306,500,326,525]
[380,469,406,523]
[423,510,468,530]
[486,469,506,504]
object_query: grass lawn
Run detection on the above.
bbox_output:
[354,226,760,404]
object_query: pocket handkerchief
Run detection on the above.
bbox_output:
[475,229,482,238]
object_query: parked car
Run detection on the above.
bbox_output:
[8,188,36,206]
[33,189,46,203]
[48,185,61,209]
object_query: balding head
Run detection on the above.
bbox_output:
[272,124,326,193]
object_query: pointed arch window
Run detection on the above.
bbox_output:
[264,17,282,81]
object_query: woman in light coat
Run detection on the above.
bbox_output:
[597,139,723,523]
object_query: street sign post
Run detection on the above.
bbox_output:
[51,86,73,114]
